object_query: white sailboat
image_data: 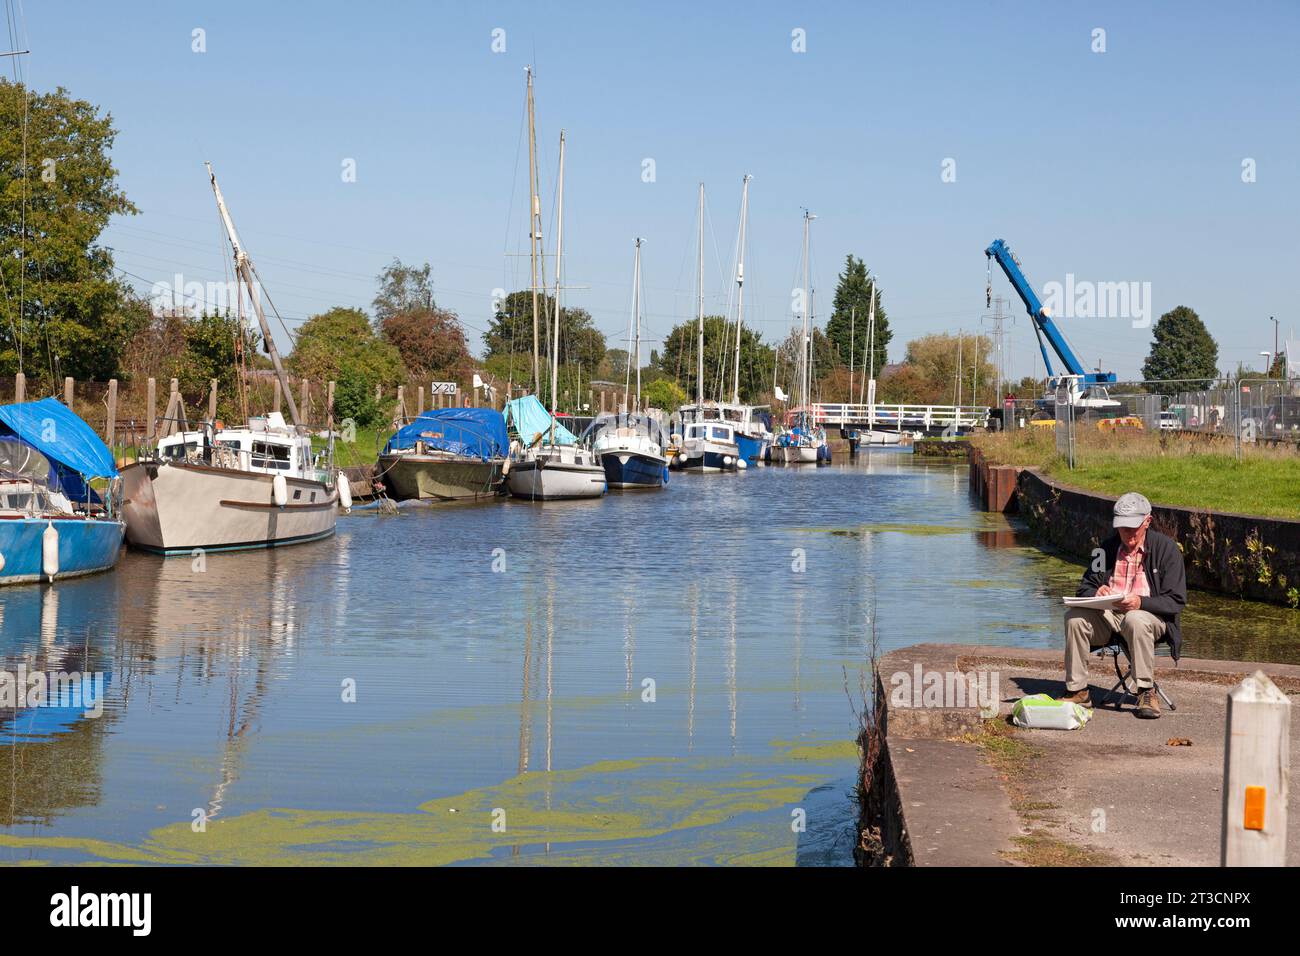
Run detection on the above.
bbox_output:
[587,238,667,489]
[782,210,830,464]
[121,165,341,553]
[506,77,605,501]
[675,183,740,473]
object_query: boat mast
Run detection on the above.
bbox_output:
[526,66,542,397]
[634,237,643,409]
[795,209,806,418]
[207,162,300,429]
[731,174,750,406]
[696,183,705,409]
[551,130,565,418]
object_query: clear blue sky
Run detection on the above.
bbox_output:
[20,0,1300,382]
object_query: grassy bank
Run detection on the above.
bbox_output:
[974,429,1300,520]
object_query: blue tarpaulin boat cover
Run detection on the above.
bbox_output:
[384,407,509,460]
[505,395,578,446]
[0,397,118,492]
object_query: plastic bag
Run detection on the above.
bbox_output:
[1011,693,1091,730]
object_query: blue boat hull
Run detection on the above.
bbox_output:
[734,432,765,463]
[601,452,666,489]
[0,517,125,585]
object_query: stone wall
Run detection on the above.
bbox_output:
[1017,469,1300,607]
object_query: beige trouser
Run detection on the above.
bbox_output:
[1064,607,1167,691]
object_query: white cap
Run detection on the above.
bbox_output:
[1113,492,1152,528]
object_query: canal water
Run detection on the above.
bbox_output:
[1,451,1295,865]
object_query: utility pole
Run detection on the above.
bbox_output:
[1270,315,1279,377]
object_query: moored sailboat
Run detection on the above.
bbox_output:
[121,164,340,554]
[378,407,508,501]
[0,399,125,584]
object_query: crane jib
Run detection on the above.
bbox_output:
[985,238,1116,386]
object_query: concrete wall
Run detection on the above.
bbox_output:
[1017,468,1300,606]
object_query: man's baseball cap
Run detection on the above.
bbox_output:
[1113,492,1152,528]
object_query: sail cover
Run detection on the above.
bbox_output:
[383,407,509,460]
[504,395,578,446]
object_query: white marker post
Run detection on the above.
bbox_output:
[1221,670,1290,866]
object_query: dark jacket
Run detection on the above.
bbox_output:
[1077,529,1187,660]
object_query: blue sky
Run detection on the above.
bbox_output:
[19,0,1300,381]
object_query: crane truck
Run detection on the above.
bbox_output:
[985,238,1123,418]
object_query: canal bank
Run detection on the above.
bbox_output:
[968,445,1300,608]
[859,643,1300,866]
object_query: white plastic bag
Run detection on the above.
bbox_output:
[1011,693,1091,730]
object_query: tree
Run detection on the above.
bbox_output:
[1141,305,1219,394]
[290,306,405,389]
[381,307,472,381]
[774,326,835,401]
[886,333,998,405]
[484,290,606,377]
[824,255,890,374]
[0,80,138,379]
[655,315,774,403]
[642,377,686,411]
[372,259,434,326]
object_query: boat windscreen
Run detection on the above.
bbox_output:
[0,438,52,485]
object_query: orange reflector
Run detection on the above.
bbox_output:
[1244,786,1266,830]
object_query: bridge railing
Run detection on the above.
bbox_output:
[799,403,991,429]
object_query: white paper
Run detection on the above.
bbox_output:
[1062,593,1126,609]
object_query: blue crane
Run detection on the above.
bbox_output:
[985,238,1116,387]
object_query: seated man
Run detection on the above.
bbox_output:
[1059,492,1186,719]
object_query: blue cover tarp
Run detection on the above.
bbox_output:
[0,399,117,503]
[505,395,578,446]
[384,407,509,460]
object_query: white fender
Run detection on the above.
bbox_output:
[736,458,748,470]
[0,551,6,573]
[337,471,353,511]
[722,455,733,467]
[272,474,289,508]
[42,522,59,579]
[502,457,511,476]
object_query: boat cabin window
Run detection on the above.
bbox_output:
[687,424,705,438]
[161,441,199,461]
[711,426,731,441]
[251,441,292,469]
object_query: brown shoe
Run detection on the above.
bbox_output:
[1059,687,1092,708]
[1136,688,1162,719]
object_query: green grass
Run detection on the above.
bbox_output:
[975,430,1300,520]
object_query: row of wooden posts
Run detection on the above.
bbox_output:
[16,369,655,442]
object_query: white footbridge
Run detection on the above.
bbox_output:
[798,403,990,435]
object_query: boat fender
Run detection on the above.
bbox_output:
[722,455,733,467]
[273,474,289,508]
[42,522,59,580]
[0,551,5,573]
[736,458,748,470]
[502,458,511,476]
[337,471,353,512]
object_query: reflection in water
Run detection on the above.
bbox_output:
[1,451,1294,865]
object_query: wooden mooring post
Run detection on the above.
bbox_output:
[208,379,218,421]
[63,376,74,407]
[1221,671,1290,866]
[273,378,282,416]
[105,379,118,445]
[300,379,310,423]
[417,385,424,417]
[146,377,157,442]
[14,372,24,404]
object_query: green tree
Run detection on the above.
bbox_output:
[892,333,998,405]
[642,377,687,411]
[333,366,385,429]
[484,290,606,375]
[372,259,434,325]
[290,306,405,388]
[655,315,773,403]
[1141,305,1219,394]
[0,80,138,379]
[824,255,890,374]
